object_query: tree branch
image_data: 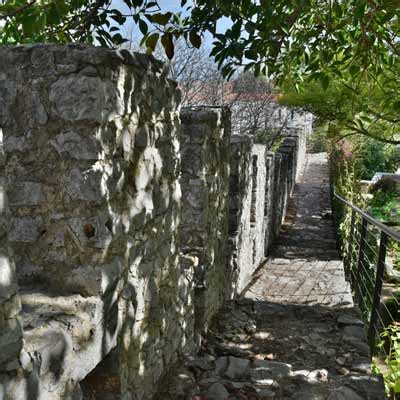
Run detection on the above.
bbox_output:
[0,1,36,18]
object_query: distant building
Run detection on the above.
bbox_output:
[180,80,313,139]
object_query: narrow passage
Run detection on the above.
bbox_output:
[157,153,386,400]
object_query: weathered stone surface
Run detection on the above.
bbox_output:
[328,386,363,400]
[228,134,253,295]
[0,44,186,400]
[337,314,364,326]
[224,356,250,380]
[8,182,43,207]
[206,382,229,400]
[50,131,100,160]
[0,170,23,375]
[180,107,230,337]
[342,325,366,340]
[49,76,114,122]
[9,217,42,243]
[250,361,292,382]
[0,319,23,367]
[257,388,275,399]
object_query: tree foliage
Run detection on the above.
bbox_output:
[279,65,400,145]
[1,1,399,79]
[0,0,165,46]
[1,0,399,144]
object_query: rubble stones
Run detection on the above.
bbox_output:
[206,383,230,400]
[224,357,250,380]
[328,386,364,400]
[250,360,292,381]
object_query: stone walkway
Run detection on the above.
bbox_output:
[155,153,386,400]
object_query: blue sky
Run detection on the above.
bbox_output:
[112,0,232,48]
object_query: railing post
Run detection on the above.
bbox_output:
[346,209,356,281]
[356,218,368,304]
[368,231,388,350]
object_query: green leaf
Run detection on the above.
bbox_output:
[139,18,148,35]
[189,31,201,48]
[111,13,126,25]
[244,49,258,61]
[131,0,144,7]
[145,32,159,52]
[22,15,37,36]
[112,33,126,45]
[350,65,359,77]
[320,73,329,90]
[146,2,158,9]
[355,2,366,19]
[148,12,172,25]
[161,33,174,59]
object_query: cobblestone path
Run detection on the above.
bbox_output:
[156,153,386,400]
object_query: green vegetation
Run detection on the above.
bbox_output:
[369,191,400,224]
[1,1,399,106]
[374,324,400,397]
[307,125,329,153]
[354,140,400,180]
[280,76,400,146]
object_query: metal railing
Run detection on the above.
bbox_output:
[334,191,400,354]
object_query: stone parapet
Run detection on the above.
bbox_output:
[0,44,185,400]
[180,107,231,340]
[228,134,254,295]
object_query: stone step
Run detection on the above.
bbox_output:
[272,245,340,260]
[274,237,338,249]
[2,289,121,399]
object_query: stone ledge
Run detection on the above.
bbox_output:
[2,290,122,399]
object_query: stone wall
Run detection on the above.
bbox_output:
[228,136,304,293]
[0,153,23,377]
[263,152,276,255]
[180,107,230,340]
[250,144,268,273]
[0,44,308,400]
[0,44,187,400]
[228,135,254,295]
[270,137,300,238]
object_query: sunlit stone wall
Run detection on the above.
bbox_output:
[0,128,23,378]
[229,135,303,294]
[180,107,231,339]
[0,44,189,400]
[228,134,254,294]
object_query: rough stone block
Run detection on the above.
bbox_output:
[9,217,42,243]
[8,182,43,207]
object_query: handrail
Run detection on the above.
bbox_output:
[333,190,400,243]
[334,188,400,364]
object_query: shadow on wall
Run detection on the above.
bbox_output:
[0,44,193,400]
[179,107,231,343]
[0,44,309,400]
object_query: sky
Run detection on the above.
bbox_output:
[112,0,232,48]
